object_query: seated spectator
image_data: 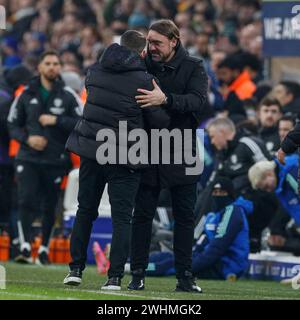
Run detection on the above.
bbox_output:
[248,159,300,227]
[279,115,296,143]
[217,53,257,101]
[278,115,300,164]
[207,117,271,193]
[249,159,300,255]
[272,81,300,119]
[257,96,282,156]
[206,117,275,252]
[1,36,22,68]
[146,177,253,280]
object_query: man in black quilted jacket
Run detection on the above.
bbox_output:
[63,30,170,290]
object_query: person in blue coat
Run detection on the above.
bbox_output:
[146,177,253,280]
[249,157,300,227]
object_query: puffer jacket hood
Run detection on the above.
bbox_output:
[100,43,146,73]
[232,196,253,216]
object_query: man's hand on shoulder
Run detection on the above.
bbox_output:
[136,79,167,108]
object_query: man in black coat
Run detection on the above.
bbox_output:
[7,50,82,265]
[257,96,282,157]
[128,20,208,293]
[63,31,170,290]
[278,119,300,164]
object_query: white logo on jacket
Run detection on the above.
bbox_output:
[54,98,63,107]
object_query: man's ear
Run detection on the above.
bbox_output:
[140,49,147,59]
[171,38,178,48]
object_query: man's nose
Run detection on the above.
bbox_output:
[149,43,156,51]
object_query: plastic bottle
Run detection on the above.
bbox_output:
[0,231,10,261]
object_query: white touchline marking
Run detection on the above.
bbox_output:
[73,288,174,300]
[6,279,174,300]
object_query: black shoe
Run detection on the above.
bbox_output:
[101,277,121,290]
[63,269,82,286]
[128,276,145,291]
[35,251,50,266]
[176,276,202,293]
[14,248,32,264]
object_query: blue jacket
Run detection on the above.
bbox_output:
[275,156,300,226]
[192,196,253,279]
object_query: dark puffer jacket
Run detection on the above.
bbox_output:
[66,43,170,168]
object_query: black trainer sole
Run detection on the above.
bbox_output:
[127,286,145,291]
[63,277,82,286]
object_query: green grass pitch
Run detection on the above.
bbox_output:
[0,262,299,300]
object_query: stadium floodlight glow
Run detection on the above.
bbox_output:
[0,5,5,30]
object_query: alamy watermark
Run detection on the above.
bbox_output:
[0,5,6,30]
[95,121,205,176]
[0,265,6,290]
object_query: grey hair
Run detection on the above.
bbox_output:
[248,160,276,190]
[206,117,236,133]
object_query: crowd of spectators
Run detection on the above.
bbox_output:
[1,0,300,265]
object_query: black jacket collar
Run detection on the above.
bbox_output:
[226,131,244,153]
[145,42,187,73]
[164,43,187,69]
[100,43,146,73]
[27,76,65,94]
[258,125,278,136]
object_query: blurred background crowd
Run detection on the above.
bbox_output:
[1,0,300,263]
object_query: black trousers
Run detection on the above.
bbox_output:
[15,160,65,246]
[69,157,141,278]
[130,183,197,279]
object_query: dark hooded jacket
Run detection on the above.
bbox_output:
[66,43,170,168]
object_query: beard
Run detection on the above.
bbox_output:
[150,51,164,62]
[150,49,174,63]
[262,119,276,128]
[44,72,58,82]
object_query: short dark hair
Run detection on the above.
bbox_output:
[120,30,146,54]
[259,96,282,111]
[149,19,180,41]
[279,114,296,127]
[239,52,262,72]
[279,81,300,99]
[39,49,61,64]
[217,53,244,72]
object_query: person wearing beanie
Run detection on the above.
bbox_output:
[145,177,253,280]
